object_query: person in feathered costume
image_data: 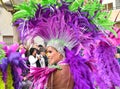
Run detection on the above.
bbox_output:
[13,0,120,89]
[0,43,28,89]
[0,43,6,89]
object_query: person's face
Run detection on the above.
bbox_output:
[41,52,46,56]
[33,49,37,56]
[46,46,62,65]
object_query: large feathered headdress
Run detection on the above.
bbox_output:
[13,0,116,53]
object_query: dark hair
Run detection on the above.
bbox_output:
[37,49,40,54]
[39,47,46,53]
[29,48,37,55]
[38,44,43,48]
[117,48,120,53]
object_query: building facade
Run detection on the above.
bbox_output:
[0,6,14,45]
[0,2,44,46]
[102,0,120,28]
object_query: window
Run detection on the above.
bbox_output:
[3,36,13,45]
[104,3,113,11]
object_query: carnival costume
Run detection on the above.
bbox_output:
[11,0,120,89]
[0,43,27,89]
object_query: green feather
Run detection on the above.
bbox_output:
[12,0,117,36]
[69,0,84,11]
[0,45,5,63]
[92,10,116,37]
[65,0,74,3]
[13,0,37,22]
[6,65,14,89]
[40,0,57,6]
[13,10,31,22]
[78,0,116,36]
[0,71,5,89]
[82,0,103,17]
[13,0,61,22]
[14,3,34,14]
[49,65,62,70]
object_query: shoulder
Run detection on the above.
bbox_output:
[29,55,33,58]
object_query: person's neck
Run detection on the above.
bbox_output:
[57,58,65,64]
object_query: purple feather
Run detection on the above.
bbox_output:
[64,47,95,89]
[11,65,22,89]
[28,67,56,89]
[0,58,8,82]
[8,52,28,89]
[13,3,99,44]
[94,41,120,88]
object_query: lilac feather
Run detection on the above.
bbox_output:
[13,3,99,44]
[0,58,8,82]
[8,52,28,89]
[94,41,120,88]
[28,67,56,89]
[0,52,27,89]
[64,47,95,89]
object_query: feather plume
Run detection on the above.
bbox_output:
[64,47,94,89]
[0,71,5,89]
[6,65,14,89]
[28,67,56,89]
[12,0,120,89]
[13,0,37,22]
[13,0,116,42]
[94,41,120,88]
[0,44,5,61]
[0,49,28,89]
[8,52,28,89]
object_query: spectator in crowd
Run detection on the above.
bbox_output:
[17,43,26,58]
[116,47,120,63]
[36,44,48,67]
[28,48,41,68]
[39,47,48,67]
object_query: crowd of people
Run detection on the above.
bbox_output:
[1,0,120,89]
[14,43,48,89]
[116,47,120,63]
[1,41,120,89]
[15,42,120,89]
